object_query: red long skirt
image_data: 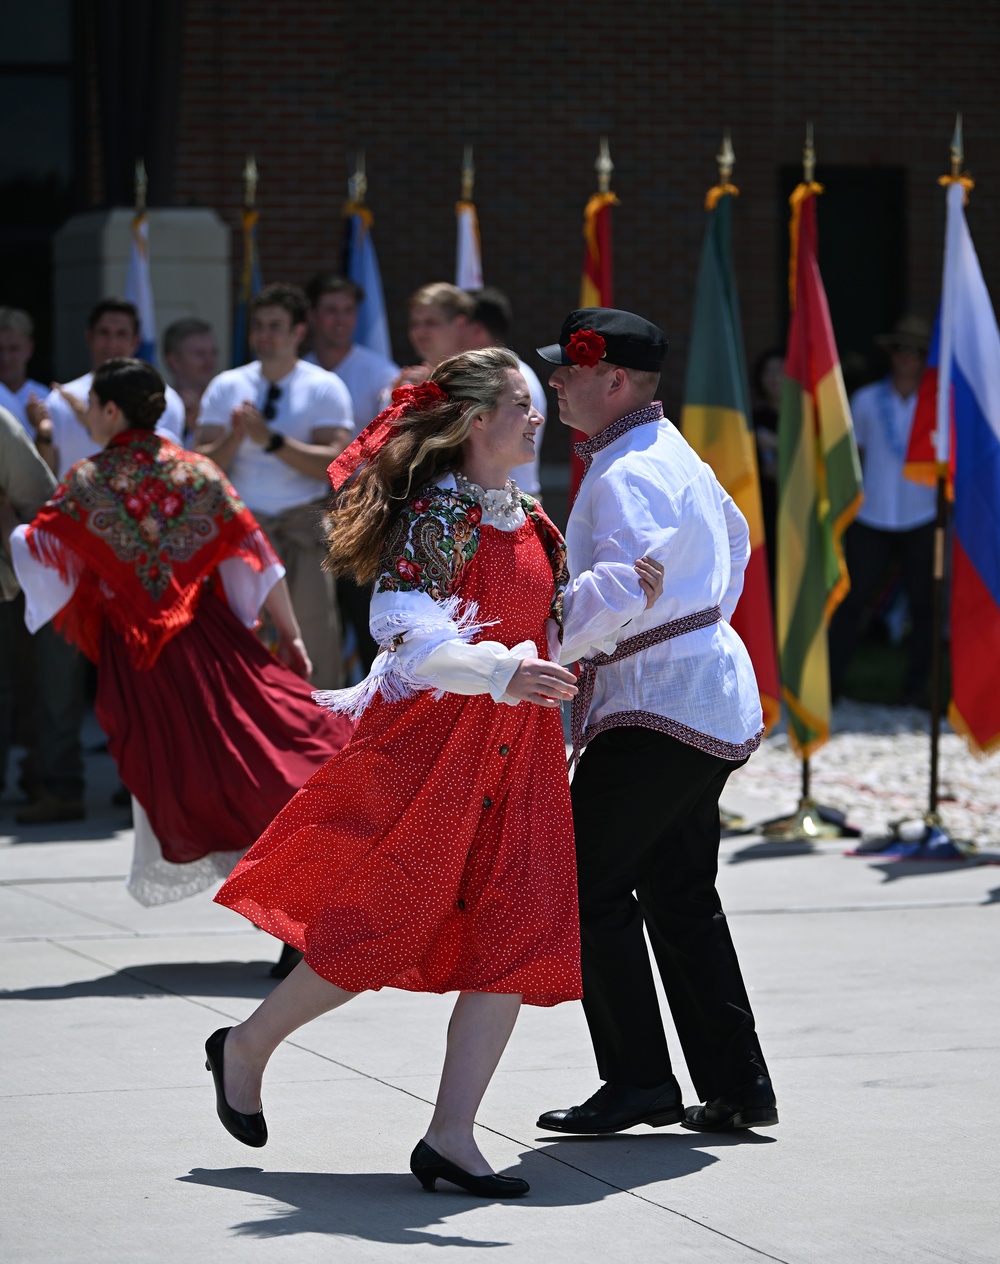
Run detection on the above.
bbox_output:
[96,591,353,864]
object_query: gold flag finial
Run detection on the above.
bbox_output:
[938,112,974,201]
[348,150,367,206]
[950,113,964,178]
[595,136,613,193]
[134,157,147,216]
[717,129,735,183]
[242,154,259,210]
[461,144,475,201]
[803,122,816,184]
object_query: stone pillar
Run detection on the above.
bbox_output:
[52,209,231,381]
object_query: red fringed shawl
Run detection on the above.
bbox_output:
[25,429,278,668]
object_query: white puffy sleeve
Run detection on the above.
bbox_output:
[10,524,79,631]
[720,489,750,622]
[559,468,658,665]
[313,588,533,717]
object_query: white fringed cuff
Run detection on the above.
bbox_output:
[313,589,532,717]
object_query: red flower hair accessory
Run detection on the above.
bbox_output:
[327,379,449,491]
[565,328,606,368]
[391,380,448,414]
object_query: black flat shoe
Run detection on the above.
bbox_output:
[205,1027,267,1147]
[409,1140,528,1198]
[682,1075,778,1132]
[537,1078,684,1134]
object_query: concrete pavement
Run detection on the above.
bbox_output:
[2,730,999,1262]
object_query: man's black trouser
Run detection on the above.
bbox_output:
[571,725,769,1102]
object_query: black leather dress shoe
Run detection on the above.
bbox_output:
[682,1075,778,1131]
[537,1079,684,1134]
[410,1140,529,1197]
[205,1027,267,1147]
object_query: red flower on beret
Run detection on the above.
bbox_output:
[565,328,606,368]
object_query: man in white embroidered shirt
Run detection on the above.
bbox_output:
[534,308,776,1136]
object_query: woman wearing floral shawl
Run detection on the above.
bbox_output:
[11,358,351,907]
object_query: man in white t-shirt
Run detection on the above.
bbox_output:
[0,308,50,453]
[462,287,547,496]
[196,282,354,688]
[40,298,186,479]
[829,315,935,706]
[303,273,398,427]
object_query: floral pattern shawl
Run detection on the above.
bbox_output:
[25,429,277,667]
[376,485,568,626]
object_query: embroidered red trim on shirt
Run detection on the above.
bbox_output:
[573,401,664,476]
[580,710,764,763]
[571,605,736,767]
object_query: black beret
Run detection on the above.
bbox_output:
[537,308,667,372]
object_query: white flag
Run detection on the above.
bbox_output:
[455,202,483,290]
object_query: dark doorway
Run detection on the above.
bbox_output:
[0,0,79,382]
[778,165,908,395]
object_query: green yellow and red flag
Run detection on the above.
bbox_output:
[681,184,781,730]
[777,183,863,756]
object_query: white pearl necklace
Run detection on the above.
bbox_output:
[454,471,525,530]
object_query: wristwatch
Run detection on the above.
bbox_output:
[265,431,286,453]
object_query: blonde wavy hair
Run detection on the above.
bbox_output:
[325,345,521,583]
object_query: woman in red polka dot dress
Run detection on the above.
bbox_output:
[208,348,657,1198]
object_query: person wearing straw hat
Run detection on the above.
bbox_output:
[829,314,935,706]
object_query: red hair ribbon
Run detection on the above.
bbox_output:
[326,380,449,491]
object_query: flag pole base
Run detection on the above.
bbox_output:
[848,813,975,861]
[761,798,852,841]
[720,806,747,831]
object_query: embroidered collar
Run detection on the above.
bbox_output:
[573,401,665,475]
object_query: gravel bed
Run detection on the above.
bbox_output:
[728,699,1000,847]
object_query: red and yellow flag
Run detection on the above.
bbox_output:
[777,184,863,756]
[569,189,619,498]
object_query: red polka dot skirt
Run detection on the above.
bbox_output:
[215,519,582,1007]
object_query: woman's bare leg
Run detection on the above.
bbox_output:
[222,959,358,1113]
[423,991,522,1175]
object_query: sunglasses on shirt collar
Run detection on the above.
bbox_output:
[263,382,282,420]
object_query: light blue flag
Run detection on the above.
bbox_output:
[345,210,393,361]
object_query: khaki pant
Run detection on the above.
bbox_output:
[252,499,343,690]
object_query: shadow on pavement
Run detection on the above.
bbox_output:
[867,857,1000,885]
[0,960,279,1002]
[0,816,132,844]
[180,1134,739,1242]
[725,839,819,863]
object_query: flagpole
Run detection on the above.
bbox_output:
[763,123,857,843]
[134,157,147,218]
[862,117,970,860]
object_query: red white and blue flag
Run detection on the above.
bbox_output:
[906,179,1000,754]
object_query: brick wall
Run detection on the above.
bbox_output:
[168,0,1000,463]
